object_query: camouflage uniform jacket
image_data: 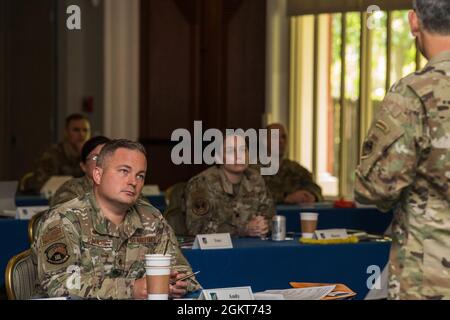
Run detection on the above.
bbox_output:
[50,175,92,207]
[33,193,200,299]
[355,50,450,300]
[30,141,84,192]
[185,166,275,236]
[262,158,323,203]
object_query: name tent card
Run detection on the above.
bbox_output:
[16,206,49,220]
[141,184,161,196]
[198,287,254,300]
[314,229,348,240]
[192,233,233,250]
[40,176,73,199]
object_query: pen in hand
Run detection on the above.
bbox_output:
[170,271,200,285]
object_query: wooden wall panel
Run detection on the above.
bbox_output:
[226,0,266,130]
[140,0,266,189]
[0,0,55,180]
[140,0,198,139]
[0,0,11,180]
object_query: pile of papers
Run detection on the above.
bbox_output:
[256,283,356,300]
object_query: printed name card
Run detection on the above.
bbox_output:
[198,286,254,300]
[141,184,161,196]
[40,176,73,199]
[314,229,348,240]
[16,206,49,220]
[192,233,233,250]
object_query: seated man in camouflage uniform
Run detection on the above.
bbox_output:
[263,123,323,204]
[27,113,91,193]
[50,136,111,207]
[185,134,275,237]
[34,139,200,299]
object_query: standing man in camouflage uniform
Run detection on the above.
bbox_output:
[185,134,275,237]
[355,0,450,300]
[263,123,323,204]
[34,140,200,299]
[50,136,110,207]
[27,114,91,193]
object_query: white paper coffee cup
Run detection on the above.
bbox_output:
[300,212,318,238]
[300,212,319,221]
[145,266,171,300]
[144,254,172,267]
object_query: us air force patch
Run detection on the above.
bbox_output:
[45,243,70,265]
[193,198,210,216]
[362,140,374,159]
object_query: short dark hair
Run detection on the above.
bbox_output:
[81,136,111,163]
[96,139,147,167]
[414,0,450,35]
[65,113,89,128]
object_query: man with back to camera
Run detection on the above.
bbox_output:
[34,139,200,299]
[355,0,450,300]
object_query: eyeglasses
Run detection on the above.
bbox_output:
[87,155,99,162]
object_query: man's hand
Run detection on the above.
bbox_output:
[246,215,269,237]
[169,271,188,299]
[284,190,316,204]
[132,277,147,300]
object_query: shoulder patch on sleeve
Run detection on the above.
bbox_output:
[45,243,70,265]
[192,196,210,216]
[361,138,375,159]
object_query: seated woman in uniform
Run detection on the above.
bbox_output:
[185,134,275,237]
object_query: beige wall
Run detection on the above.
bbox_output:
[103,0,140,140]
[57,0,104,139]
[265,0,289,128]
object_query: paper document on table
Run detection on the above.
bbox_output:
[32,297,70,300]
[289,282,357,300]
[259,285,335,300]
[254,293,285,300]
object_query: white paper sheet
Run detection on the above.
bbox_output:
[259,285,336,300]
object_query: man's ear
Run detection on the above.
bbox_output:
[408,10,420,36]
[92,166,102,185]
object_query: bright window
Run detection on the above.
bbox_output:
[290,10,425,199]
